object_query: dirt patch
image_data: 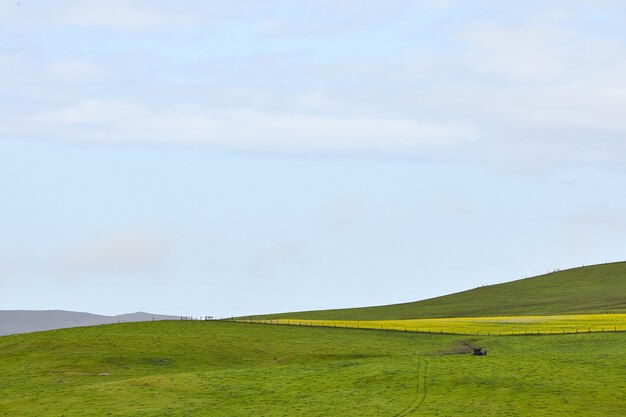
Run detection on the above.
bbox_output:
[433,339,478,356]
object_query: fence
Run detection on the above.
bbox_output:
[180,316,218,321]
[230,318,626,337]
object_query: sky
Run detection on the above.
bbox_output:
[1,0,626,317]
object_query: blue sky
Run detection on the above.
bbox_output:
[1,1,626,317]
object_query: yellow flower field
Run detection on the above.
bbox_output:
[238,314,626,336]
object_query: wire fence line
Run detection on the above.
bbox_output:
[179,316,218,321]
[230,318,626,337]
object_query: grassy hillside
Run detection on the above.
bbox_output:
[252,262,626,320]
[1,320,625,416]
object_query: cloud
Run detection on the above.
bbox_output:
[2,1,626,172]
[257,19,289,35]
[47,60,106,83]
[50,1,173,31]
[0,53,19,93]
[3,98,479,157]
[0,1,193,33]
[52,229,170,278]
[459,25,568,80]
[0,0,11,17]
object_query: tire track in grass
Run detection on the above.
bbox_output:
[393,359,428,417]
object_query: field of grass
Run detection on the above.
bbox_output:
[252,262,626,320]
[1,320,625,416]
[248,313,626,335]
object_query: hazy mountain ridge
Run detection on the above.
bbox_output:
[0,310,180,336]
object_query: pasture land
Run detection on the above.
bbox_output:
[1,320,625,416]
[253,313,626,335]
[252,262,626,320]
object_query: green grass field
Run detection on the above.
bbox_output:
[2,263,625,416]
[251,262,626,320]
[1,320,625,416]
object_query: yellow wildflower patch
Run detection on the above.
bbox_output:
[238,314,626,336]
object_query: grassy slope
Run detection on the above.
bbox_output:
[252,262,626,320]
[1,321,625,416]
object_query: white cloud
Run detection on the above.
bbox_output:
[0,229,170,283]
[0,53,18,92]
[257,19,288,35]
[52,229,169,277]
[0,0,11,17]
[457,20,626,84]
[47,60,105,83]
[2,1,626,172]
[51,1,171,31]
[459,24,570,80]
[4,99,479,157]
[295,92,335,110]
[420,0,455,9]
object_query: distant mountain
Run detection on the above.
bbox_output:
[251,262,626,321]
[0,310,180,336]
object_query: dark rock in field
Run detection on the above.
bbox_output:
[472,347,487,356]
[435,340,475,355]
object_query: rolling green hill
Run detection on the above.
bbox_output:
[252,262,626,320]
[2,262,626,416]
[1,321,625,416]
